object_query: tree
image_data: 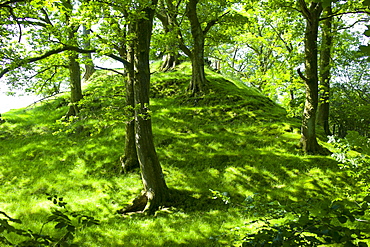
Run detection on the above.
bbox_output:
[317,4,333,136]
[159,0,231,95]
[297,0,324,154]
[82,26,96,81]
[331,30,370,137]
[155,0,181,72]
[0,0,84,116]
[212,4,303,101]
[83,0,169,212]
[64,0,83,117]
[124,0,169,213]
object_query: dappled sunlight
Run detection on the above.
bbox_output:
[1,66,368,246]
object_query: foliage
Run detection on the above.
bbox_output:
[0,66,369,246]
[230,133,370,247]
[0,195,99,247]
[240,196,370,247]
[328,134,370,194]
[53,70,128,136]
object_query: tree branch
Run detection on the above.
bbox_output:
[95,66,126,76]
[177,33,192,58]
[0,46,130,78]
[298,0,311,20]
[0,0,27,8]
[203,11,230,35]
[319,10,370,21]
[297,68,308,82]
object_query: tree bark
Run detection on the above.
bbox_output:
[121,41,139,172]
[317,5,332,136]
[156,6,179,72]
[186,0,206,95]
[82,26,95,81]
[66,51,82,117]
[65,1,82,117]
[125,0,169,214]
[299,1,323,154]
[160,52,178,72]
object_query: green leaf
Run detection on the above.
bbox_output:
[363,196,370,202]
[359,45,370,56]
[55,222,66,229]
[298,213,310,225]
[67,225,76,232]
[363,0,370,7]
[364,28,370,37]
[322,0,332,8]
[358,242,368,247]
[344,241,356,247]
[337,216,347,223]
[348,214,356,222]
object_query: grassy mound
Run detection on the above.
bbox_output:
[0,63,368,246]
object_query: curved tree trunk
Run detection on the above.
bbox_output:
[122,0,169,214]
[189,44,206,94]
[299,1,323,154]
[317,5,332,136]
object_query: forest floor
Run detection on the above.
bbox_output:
[0,63,369,246]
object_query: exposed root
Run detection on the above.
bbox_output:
[117,193,148,214]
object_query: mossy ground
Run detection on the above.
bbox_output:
[0,63,368,246]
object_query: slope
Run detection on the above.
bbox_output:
[0,63,367,246]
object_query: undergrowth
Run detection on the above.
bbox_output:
[0,63,369,246]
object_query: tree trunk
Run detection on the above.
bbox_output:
[186,0,206,95]
[157,0,180,72]
[66,52,82,117]
[317,5,332,136]
[65,2,82,117]
[121,43,139,172]
[299,1,323,154]
[82,26,95,81]
[160,52,178,72]
[124,0,169,214]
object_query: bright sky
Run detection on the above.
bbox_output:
[0,58,122,114]
[0,87,41,114]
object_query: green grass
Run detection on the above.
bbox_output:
[0,63,368,246]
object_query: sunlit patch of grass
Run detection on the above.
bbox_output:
[0,64,368,246]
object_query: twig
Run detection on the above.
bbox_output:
[95,66,126,76]
[27,91,68,108]
[297,68,308,82]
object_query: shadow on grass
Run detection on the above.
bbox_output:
[0,68,363,246]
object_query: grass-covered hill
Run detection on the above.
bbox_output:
[0,63,368,246]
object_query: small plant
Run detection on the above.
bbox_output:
[209,189,231,204]
[328,135,370,190]
[0,195,100,246]
[240,196,370,247]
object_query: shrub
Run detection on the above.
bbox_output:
[0,195,99,246]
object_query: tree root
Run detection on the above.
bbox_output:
[117,193,148,214]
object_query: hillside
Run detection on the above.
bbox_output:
[0,63,368,246]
